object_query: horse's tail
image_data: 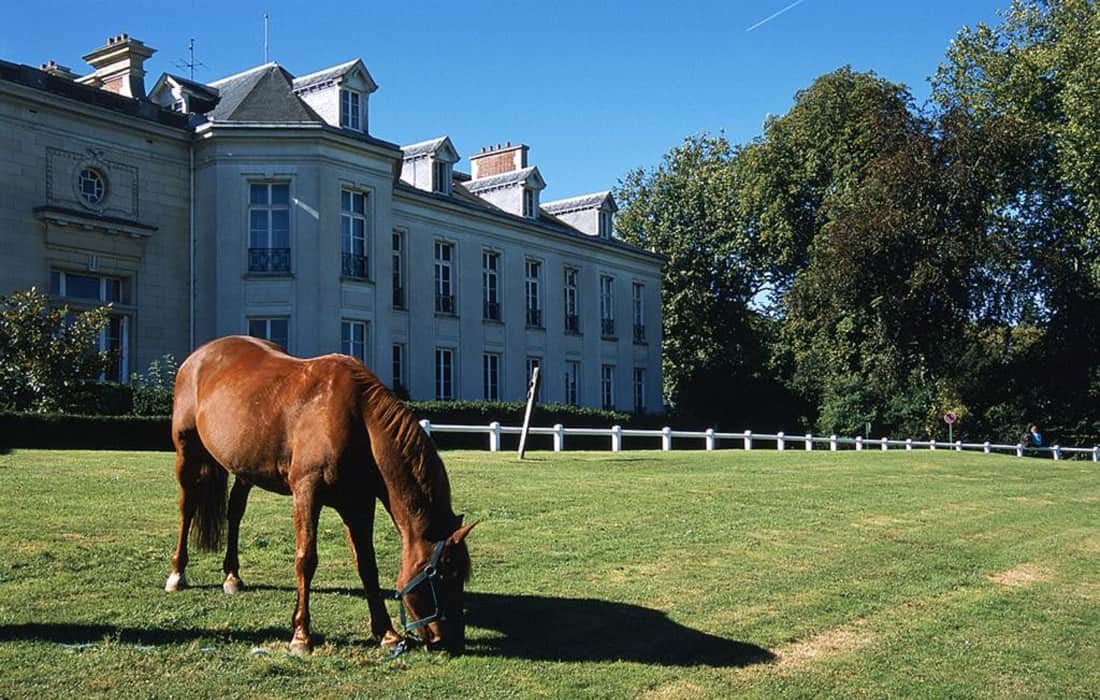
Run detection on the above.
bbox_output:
[190,461,228,552]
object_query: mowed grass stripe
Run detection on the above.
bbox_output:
[0,449,1096,699]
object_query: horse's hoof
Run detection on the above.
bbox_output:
[379,631,402,649]
[164,572,187,592]
[288,639,312,656]
[223,575,244,595]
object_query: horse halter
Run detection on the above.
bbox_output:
[393,539,447,639]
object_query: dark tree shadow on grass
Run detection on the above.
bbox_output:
[0,589,773,668]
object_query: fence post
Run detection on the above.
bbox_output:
[705,428,715,451]
[744,430,753,451]
[805,433,813,451]
[777,431,785,451]
[906,438,913,451]
[881,437,889,451]
[955,440,962,452]
[855,436,863,451]
[553,424,564,452]
[611,425,622,452]
[489,421,501,452]
[1093,446,1099,463]
[1052,444,1061,461]
[661,426,672,452]
[419,419,431,436]
[930,440,937,451]
[983,441,991,454]
[830,434,838,451]
[1016,443,1024,458]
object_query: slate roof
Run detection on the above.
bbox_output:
[541,191,616,214]
[292,59,361,91]
[401,136,449,159]
[207,63,322,122]
[464,166,542,192]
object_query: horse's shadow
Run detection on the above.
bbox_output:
[0,588,773,668]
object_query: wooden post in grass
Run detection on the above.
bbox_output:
[517,366,540,459]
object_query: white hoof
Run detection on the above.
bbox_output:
[223,574,243,595]
[165,572,187,592]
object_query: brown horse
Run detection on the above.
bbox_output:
[164,335,475,655]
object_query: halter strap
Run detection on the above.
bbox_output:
[393,539,447,635]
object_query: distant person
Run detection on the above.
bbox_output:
[1023,424,1043,448]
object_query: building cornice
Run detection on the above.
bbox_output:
[33,205,157,238]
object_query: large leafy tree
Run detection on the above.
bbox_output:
[0,287,111,412]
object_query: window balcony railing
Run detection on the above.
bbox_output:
[601,318,615,337]
[564,313,580,333]
[248,247,291,273]
[633,324,647,344]
[341,252,368,279]
[392,285,405,309]
[526,307,543,328]
[436,293,455,314]
[484,300,501,321]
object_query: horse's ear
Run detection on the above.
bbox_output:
[448,520,479,546]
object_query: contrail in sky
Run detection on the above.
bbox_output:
[746,0,808,32]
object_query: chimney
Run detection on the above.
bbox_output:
[78,34,156,99]
[468,141,528,179]
[40,61,79,80]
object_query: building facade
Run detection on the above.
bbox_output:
[0,35,664,412]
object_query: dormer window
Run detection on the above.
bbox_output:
[598,210,613,238]
[432,160,451,195]
[340,89,361,130]
[523,188,536,219]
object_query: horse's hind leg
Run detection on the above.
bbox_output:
[222,477,252,594]
[338,503,401,648]
[166,448,199,592]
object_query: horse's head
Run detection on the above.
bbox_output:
[396,518,477,654]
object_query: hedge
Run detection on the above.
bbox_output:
[0,402,644,452]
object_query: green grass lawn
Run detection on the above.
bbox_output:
[0,449,1097,699]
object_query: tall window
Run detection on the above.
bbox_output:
[632,282,646,344]
[248,317,289,350]
[482,251,500,321]
[482,352,501,401]
[601,364,615,410]
[341,189,368,279]
[50,270,129,382]
[525,259,542,328]
[435,348,454,400]
[432,160,451,195]
[392,344,406,394]
[526,356,542,402]
[523,188,535,218]
[563,267,579,333]
[392,230,406,308]
[564,360,580,406]
[341,320,368,365]
[598,210,613,238]
[600,274,615,337]
[434,241,455,314]
[248,183,290,273]
[633,367,646,413]
[340,89,361,130]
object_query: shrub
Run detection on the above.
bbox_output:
[131,355,178,416]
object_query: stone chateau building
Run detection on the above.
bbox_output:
[0,34,663,412]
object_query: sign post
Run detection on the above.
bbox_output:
[517,366,540,460]
[944,411,957,445]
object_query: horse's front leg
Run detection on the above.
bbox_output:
[289,479,322,656]
[222,478,252,594]
[339,504,401,648]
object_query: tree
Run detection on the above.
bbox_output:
[0,287,111,412]
[615,134,792,425]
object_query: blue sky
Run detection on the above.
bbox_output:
[4,1,1006,200]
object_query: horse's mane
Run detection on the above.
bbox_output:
[353,365,460,538]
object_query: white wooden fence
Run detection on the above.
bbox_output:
[417,420,1100,462]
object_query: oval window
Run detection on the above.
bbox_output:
[78,167,106,206]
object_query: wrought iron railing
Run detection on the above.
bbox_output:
[484,300,501,321]
[526,307,542,328]
[435,293,455,314]
[601,318,615,337]
[248,247,291,273]
[633,324,646,344]
[564,313,580,333]
[341,252,368,279]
